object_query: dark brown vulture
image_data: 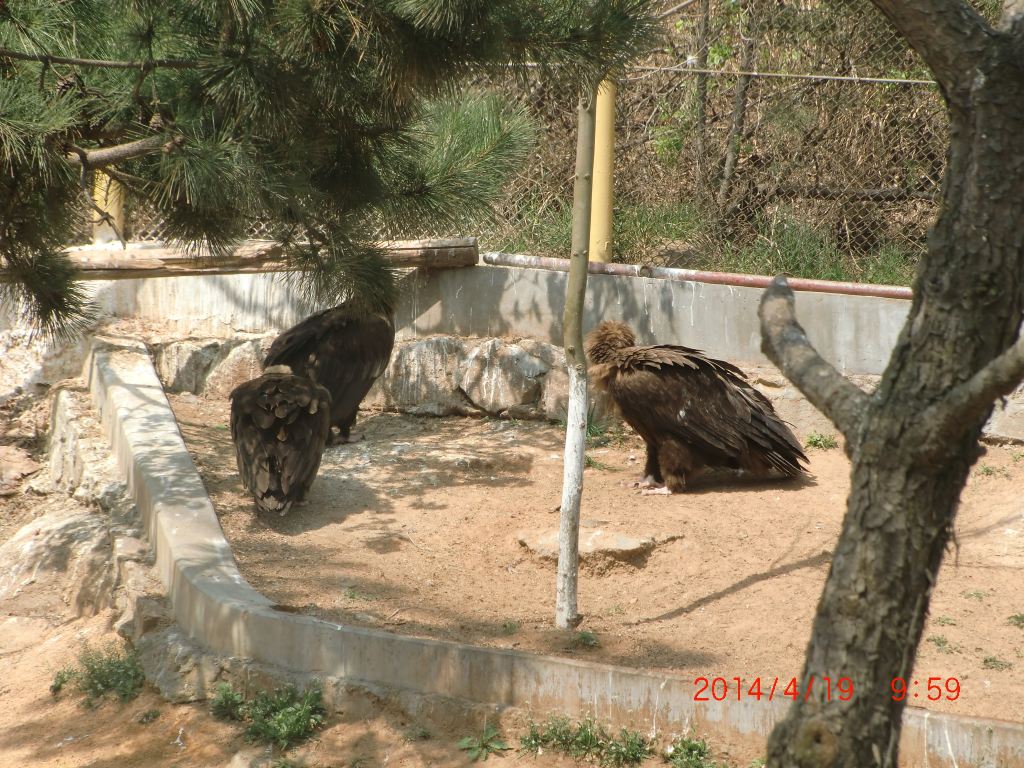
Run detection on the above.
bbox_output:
[229,366,332,515]
[585,320,808,493]
[263,301,395,445]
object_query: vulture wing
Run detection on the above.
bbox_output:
[229,373,332,515]
[609,344,807,475]
[264,302,396,436]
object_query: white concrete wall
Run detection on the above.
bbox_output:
[2,264,912,376]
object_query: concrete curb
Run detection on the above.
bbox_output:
[84,336,1024,766]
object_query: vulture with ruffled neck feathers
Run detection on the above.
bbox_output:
[586,320,808,493]
[229,366,332,515]
[264,298,395,445]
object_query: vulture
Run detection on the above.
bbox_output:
[585,321,808,493]
[229,366,332,515]
[264,301,395,445]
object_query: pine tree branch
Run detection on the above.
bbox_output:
[866,0,989,104]
[759,275,869,441]
[909,334,1024,454]
[0,47,196,70]
[65,136,185,169]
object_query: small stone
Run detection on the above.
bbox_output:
[516,525,657,564]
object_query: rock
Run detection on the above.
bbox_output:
[202,338,273,399]
[458,339,548,416]
[0,504,114,617]
[372,336,478,416]
[137,627,227,703]
[152,339,224,393]
[0,445,40,495]
[516,523,658,565]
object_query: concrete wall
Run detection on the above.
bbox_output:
[2,262,911,376]
[401,261,910,375]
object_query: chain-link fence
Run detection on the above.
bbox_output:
[112,0,964,286]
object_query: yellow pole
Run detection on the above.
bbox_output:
[588,79,616,263]
[92,172,125,244]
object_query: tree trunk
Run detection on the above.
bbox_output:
[555,86,598,630]
[765,42,1024,768]
[716,10,756,209]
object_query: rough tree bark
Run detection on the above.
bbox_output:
[555,86,598,629]
[761,1,1024,765]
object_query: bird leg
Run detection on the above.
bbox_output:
[328,426,365,445]
[631,443,664,488]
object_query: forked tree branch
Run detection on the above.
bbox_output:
[868,0,990,104]
[65,135,185,168]
[759,275,869,441]
[909,334,1024,453]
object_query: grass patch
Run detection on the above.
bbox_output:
[927,635,961,654]
[209,682,325,750]
[976,463,1009,478]
[50,642,145,707]
[571,630,601,649]
[520,717,656,766]
[982,656,1013,671]
[963,589,990,601]
[585,454,612,470]
[805,432,838,450]
[500,620,520,636]
[933,616,956,627]
[1008,614,1024,629]
[458,724,510,761]
[403,725,431,742]
[602,729,654,766]
[665,735,719,767]
[244,684,326,750]
[344,586,374,601]
[137,708,161,724]
[210,682,246,721]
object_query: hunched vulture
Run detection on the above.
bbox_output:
[263,300,395,445]
[229,366,332,515]
[586,320,808,493]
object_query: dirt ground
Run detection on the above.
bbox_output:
[169,394,1024,725]
[0,388,592,768]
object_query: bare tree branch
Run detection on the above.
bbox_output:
[759,275,869,442]
[909,334,1024,454]
[867,0,990,103]
[0,47,195,70]
[65,135,184,169]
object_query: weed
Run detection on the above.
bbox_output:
[403,725,431,742]
[1008,614,1024,629]
[963,590,989,601]
[665,735,717,768]
[585,454,612,470]
[50,667,76,696]
[244,684,326,750]
[982,656,1013,671]
[344,586,374,601]
[977,463,1010,478]
[137,708,161,724]
[567,717,608,759]
[933,616,956,627]
[805,432,838,450]
[458,724,510,761]
[210,682,246,721]
[571,630,600,649]
[602,728,653,766]
[927,635,961,654]
[51,643,145,706]
[500,620,520,636]
[1011,451,1024,463]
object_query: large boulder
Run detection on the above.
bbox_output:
[457,339,548,417]
[0,503,114,617]
[369,336,478,416]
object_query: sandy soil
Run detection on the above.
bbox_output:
[169,395,1024,725]
[0,388,593,768]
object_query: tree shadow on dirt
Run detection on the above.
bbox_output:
[631,550,833,626]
